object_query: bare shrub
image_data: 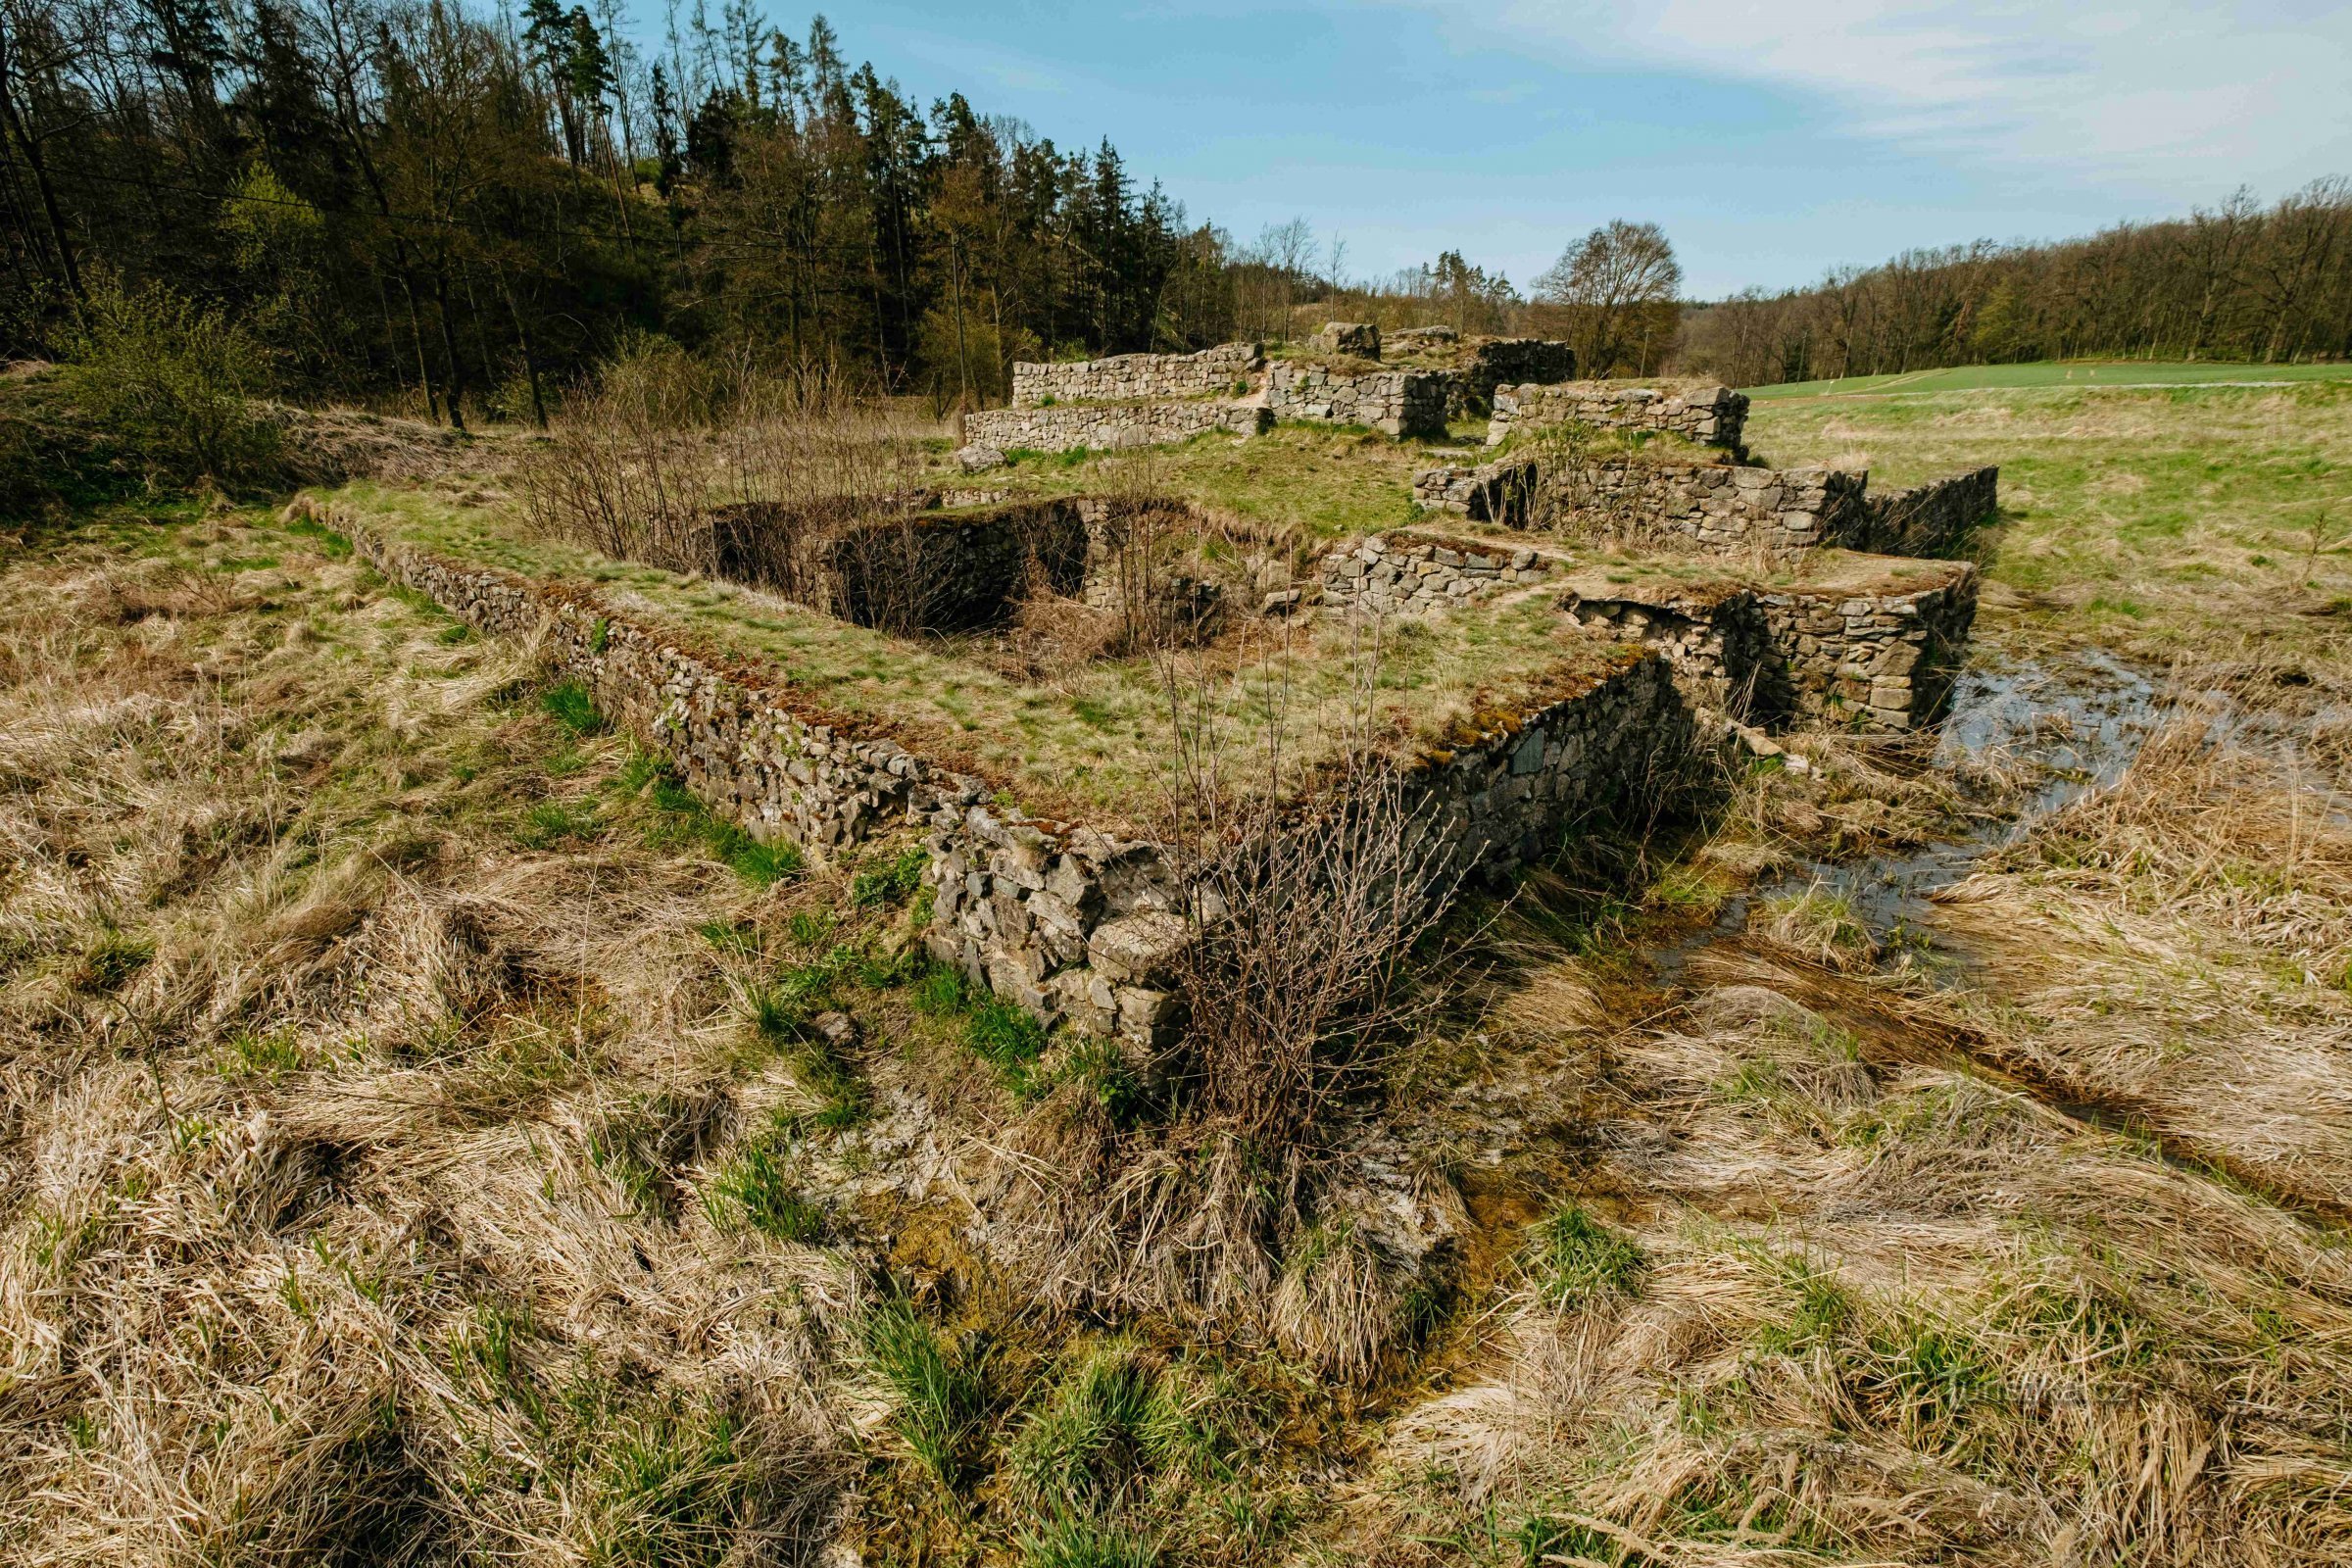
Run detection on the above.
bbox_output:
[521,340,941,630]
[1521,417,1653,548]
[1152,618,1461,1152]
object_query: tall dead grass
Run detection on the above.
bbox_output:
[519,340,945,630]
[0,518,866,1562]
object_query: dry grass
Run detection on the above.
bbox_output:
[0,509,884,1561]
[1327,697,2352,1566]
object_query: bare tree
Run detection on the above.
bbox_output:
[1534,220,1684,378]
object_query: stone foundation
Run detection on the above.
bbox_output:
[1415,454,1866,558]
[1318,529,1553,617]
[961,398,1270,459]
[1564,565,1979,732]
[331,502,1696,1046]
[1264,363,1452,438]
[1838,466,1998,557]
[1488,379,1748,451]
[1011,342,1261,407]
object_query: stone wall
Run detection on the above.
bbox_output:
[1838,466,1998,557]
[1488,379,1748,451]
[1564,565,1979,732]
[1411,653,1691,887]
[1010,342,1261,408]
[1415,454,1867,558]
[961,398,1270,463]
[1318,529,1553,617]
[1452,338,1575,418]
[333,506,1699,1048]
[1264,363,1452,438]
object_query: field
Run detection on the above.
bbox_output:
[1748,378,2352,679]
[4,380,2352,1565]
[1745,359,2352,400]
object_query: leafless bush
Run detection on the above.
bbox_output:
[1521,418,1651,548]
[1152,618,1461,1152]
[521,340,940,630]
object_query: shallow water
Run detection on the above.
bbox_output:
[1654,649,2176,978]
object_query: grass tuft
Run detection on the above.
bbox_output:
[1524,1203,1645,1309]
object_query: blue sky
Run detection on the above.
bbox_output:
[632,1,2352,299]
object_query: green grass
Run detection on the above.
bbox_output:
[1744,359,2352,399]
[703,1138,825,1242]
[1523,1203,1646,1308]
[621,754,805,886]
[1743,379,2352,675]
[327,477,1626,821]
[862,1298,989,1490]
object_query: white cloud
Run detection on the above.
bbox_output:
[1414,1,2352,189]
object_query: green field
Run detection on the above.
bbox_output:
[1743,378,2352,676]
[1745,359,2352,400]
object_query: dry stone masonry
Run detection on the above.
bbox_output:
[1451,338,1576,417]
[1415,454,1868,557]
[1010,341,1261,407]
[960,398,1270,464]
[1488,379,1749,451]
[1319,529,1554,617]
[1843,466,1999,556]
[1564,564,1979,732]
[329,499,1693,1043]
[1264,362,1452,438]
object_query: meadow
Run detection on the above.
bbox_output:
[2,376,2349,1565]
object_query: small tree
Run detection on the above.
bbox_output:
[1534,220,1683,378]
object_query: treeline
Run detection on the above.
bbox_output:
[0,0,1334,420]
[1679,181,2352,387]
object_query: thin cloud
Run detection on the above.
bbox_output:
[1424,0,2352,188]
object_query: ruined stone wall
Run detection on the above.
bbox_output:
[1319,529,1553,617]
[1010,342,1261,408]
[1488,379,1748,451]
[1416,455,1866,558]
[961,399,1270,460]
[1453,338,1575,417]
[335,506,1700,1048]
[1264,363,1452,438]
[1565,566,1979,732]
[1838,466,1998,557]
[1411,653,1690,886]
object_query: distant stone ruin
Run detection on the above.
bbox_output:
[1009,341,1260,407]
[958,342,1269,467]
[1488,378,1749,451]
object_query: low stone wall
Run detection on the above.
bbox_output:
[1453,338,1575,417]
[1488,379,1748,451]
[334,506,1698,1048]
[1414,653,1691,886]
[1264,363,1452,438]
[1010,342,1260,408]
[1564,566,1979,732]
[961,398,1270,462]
[1319,529,1553,617]
[1838,466,1998,557]
[1415,455,1866,558]
[1413,456,1537,524]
